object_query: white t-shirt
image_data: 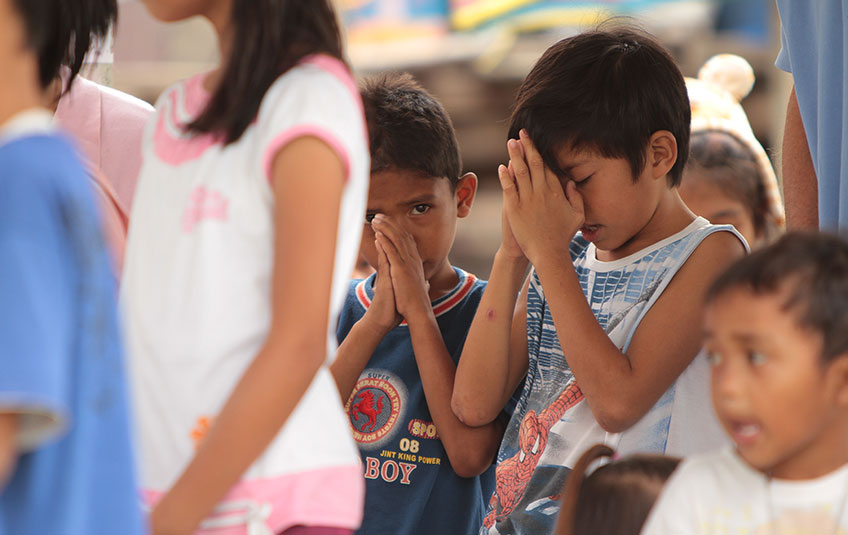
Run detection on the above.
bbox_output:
[121,55,369,534]
[642,447,848,535]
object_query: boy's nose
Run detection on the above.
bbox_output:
[711,361,747,403]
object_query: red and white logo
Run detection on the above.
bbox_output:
[347,373,405,447]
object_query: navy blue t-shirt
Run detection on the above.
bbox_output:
[337,267,493,535]
[0,129,144,535]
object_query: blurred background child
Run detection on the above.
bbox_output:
[0,0,144,533]
[26,0,153,278]
[120,1,370,533]
[51,68,154,276]
[556,444,679,535]
[643,233,848,534]
[680,54,785,249]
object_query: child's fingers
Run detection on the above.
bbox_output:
[372,216,409,259]
[498,164,519,204]
[375,230,403,268]
[545,167,566,197]
[375,238,390,273]
[518,129,546,191]
[507,138,533,195]
[565,180,585,217]
[374,239,394,294]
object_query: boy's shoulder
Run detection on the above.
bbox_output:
[338,268,485,335]
[658,446,766,509]
[567,218,745,275]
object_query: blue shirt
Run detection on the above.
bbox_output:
[337,268,493,535]
[775,0,848,233]
[0,130,145,535]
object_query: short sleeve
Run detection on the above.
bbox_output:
[254,55,366,184]
[0,140,75,451]
[775,24,791,73]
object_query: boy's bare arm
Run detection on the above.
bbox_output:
[537,232,743,432]
[452,180,534,427]
[507,131,745,432]
[406,314,506,477]
[372,216,507,477]
[452,252,530,427]
[330,241,400,401]
[782,85,819,230]
[0,413,18,489]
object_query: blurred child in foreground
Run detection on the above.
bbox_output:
[0,0,144,532]
[643,233,848,534]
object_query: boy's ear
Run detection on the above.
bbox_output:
[455,172,478,218]
[648,130,678,180]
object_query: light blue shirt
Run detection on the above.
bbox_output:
[0,129,145,535]
[775,0,848,233]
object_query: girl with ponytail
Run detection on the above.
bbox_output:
[120,1,370,533]
[556,445,680,535]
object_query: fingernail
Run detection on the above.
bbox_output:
[508,139,519,149]
[520,128,528,138]
[498,164,506,173]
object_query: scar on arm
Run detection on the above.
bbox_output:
[486,308,497,321]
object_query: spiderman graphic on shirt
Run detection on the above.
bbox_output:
[483,380,584,531]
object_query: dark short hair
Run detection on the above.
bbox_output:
[509,24,690,186]
[13,0,117,91]
[557,444,680,535]
[685,130,775,239]
[707,232,848,362]
[360,72,461,189]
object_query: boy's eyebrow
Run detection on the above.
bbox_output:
[402,193,438,204]
[559,160,591,177]
[365,193,439,212]
[703,329,767,345]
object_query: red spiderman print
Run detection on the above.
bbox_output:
[483,381,584,529]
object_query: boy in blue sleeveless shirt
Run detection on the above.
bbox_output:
[331,73,505,535]
[0,1,144,534]
[451,26,747,535]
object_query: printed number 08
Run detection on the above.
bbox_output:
[399,438,420,453]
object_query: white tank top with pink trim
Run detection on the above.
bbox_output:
[120,56,368,534]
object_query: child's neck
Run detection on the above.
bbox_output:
[202,3,235,94]
[0,53,42,129]
[427,259,460,301]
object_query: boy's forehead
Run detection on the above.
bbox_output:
[706,284,805,334]
[554,144,608,169]
[368,169,452,203]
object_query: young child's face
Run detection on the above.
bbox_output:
[679,170,758,247]
[553,146,662,256]
[361,169,472,285]
[705,286,847,479]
